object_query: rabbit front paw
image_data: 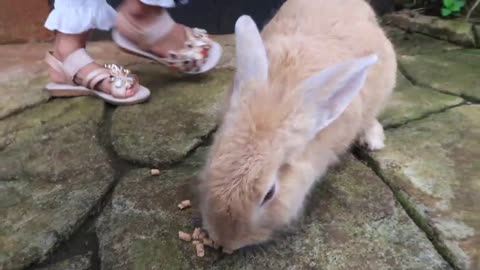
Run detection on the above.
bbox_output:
[359,119,385,151]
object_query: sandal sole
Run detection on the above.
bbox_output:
[112,30,223,75]
[45,83,151,106]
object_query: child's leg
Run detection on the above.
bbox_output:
[44,0,137,97]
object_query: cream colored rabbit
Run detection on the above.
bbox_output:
[199,0,396,253]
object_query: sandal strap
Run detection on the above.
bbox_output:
[63,48,95,82]
[117,10,175,49]
[85,68,111,89]
[144,11,176,46]
[45,51,64,74]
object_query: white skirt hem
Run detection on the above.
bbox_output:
[140,0,177,8]
[44,4,117,34]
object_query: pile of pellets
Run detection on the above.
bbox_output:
[177,200,217,257]
[149,169,220,257]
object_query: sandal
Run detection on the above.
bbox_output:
[112,11,222,74]
[44,48,150,105]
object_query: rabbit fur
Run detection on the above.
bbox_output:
[199,0,397,253]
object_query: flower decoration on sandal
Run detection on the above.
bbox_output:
[166,28,213,73]
[105,64,137,95]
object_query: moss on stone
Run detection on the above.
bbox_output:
[131,238,190,270]
[0,97,114,270]
[111,66,233,166]
[0,75,50,120]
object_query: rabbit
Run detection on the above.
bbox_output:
[198,0,397,253]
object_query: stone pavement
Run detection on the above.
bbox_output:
[0,28,478,270]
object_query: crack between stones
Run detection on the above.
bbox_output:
[84,104,139,270]
[26,208,103,270]
[0,99,51,121]
[183,126,217,159]
[352,148,461,270]
[471,24,480,48]
[384,24,475,49]
[383,102,467,130]
[398,63,479,104]
[26,105,136,270]
[121,125,218,171]
[26,104,217,269]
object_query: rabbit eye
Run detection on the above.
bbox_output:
[261,185,276,205]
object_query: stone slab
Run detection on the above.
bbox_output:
[111,66,232,166]
[383,26,461,56]
[97,149,450,270]
[368,105,480,270]
[0,98,114,270]
[383,12,477,47]
[36,253,92,270]
[0,74,50,120]
[380,72,463,127]
[399,50,480,101]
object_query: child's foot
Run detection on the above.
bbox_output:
[49,32,139,98]
[116,1,188,58]
[113,0,222,73]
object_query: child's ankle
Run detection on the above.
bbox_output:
[119,0,165,24]
[53,32,88,60]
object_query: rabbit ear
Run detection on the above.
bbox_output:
[300,54,378,137]
[231,15,269,106]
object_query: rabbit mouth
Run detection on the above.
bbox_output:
[219,238,276,256]
[220,233,275,254]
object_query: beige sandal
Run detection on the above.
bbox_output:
[44,48,150,105]
[112,11,222,74]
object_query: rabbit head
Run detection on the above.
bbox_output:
[198,15,378,253]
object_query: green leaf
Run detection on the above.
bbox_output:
[441,7,453,16]
[452,1,466,11]
[443,0,455,8]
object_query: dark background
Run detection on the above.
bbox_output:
[47,0,396,38]
[47,0,288,35]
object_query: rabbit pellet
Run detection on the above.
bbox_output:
[196,243,205,257]
[150,169,160,176]
[177,200,219,257]
[178,200,191,210]
[192,227,202,240]
[178,231,191,242]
